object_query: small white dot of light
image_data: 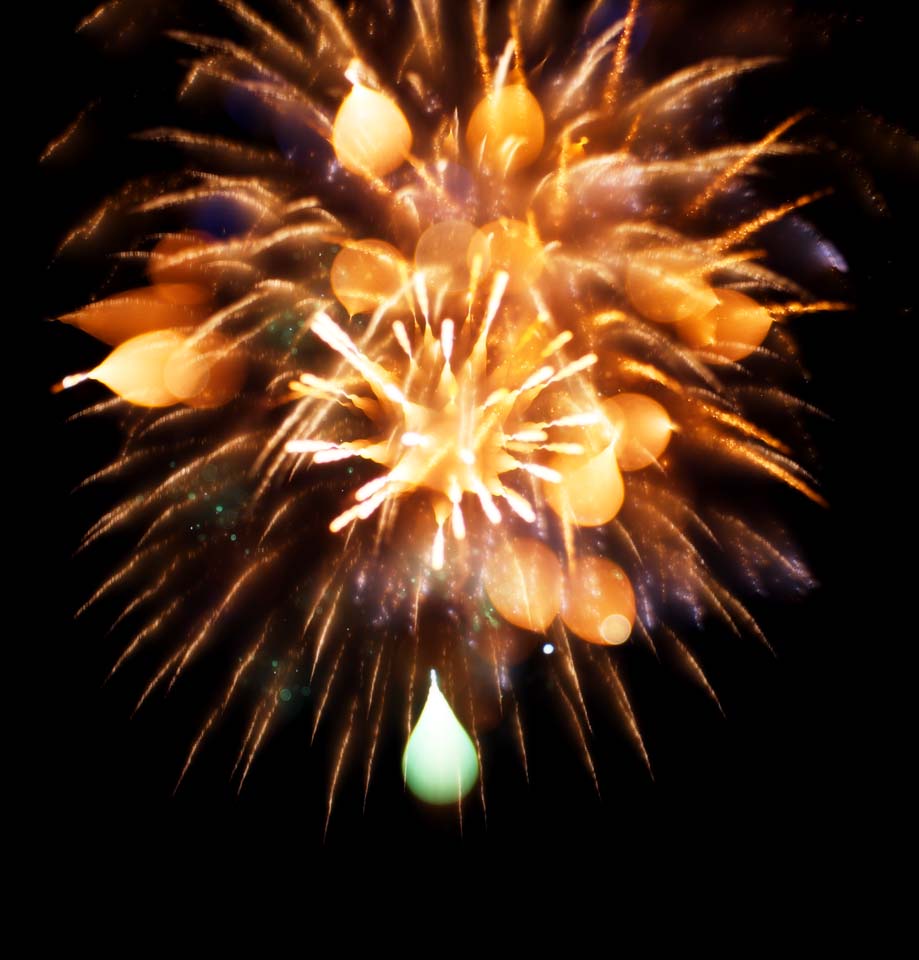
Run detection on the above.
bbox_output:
[542,643,554,655]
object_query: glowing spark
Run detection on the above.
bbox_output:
[402,671,480,805]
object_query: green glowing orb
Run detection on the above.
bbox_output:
[402,671,479,805]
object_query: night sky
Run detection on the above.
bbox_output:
[29,0,910,864]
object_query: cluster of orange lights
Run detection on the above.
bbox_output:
[61,72,783,652]
[484,540,636,647]
[322,78,687,648]
[626,250,774,361]
[59,232,246,408]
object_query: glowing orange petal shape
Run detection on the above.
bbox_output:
[466,84,545,174]
[544,443,625,527]
[90,329,186,407]
[163,334,248,409]
[626,249,718,325]
[61,286,208,346]
[468,219,544,293]
[415,220,483,294]
[332,83,412,178]
[607,393,673,471]
[148,231,215,297]
[562,555,636,646]
[483,536,562,633]
[330,239,410,315]
[679,287,773,361]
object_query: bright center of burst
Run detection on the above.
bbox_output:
[285,267,601,571]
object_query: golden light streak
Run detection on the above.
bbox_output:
[324,697,358,838]
[508,685,529,783]
[552,624,594,733]
[598,657,653,777]
[169,548,280,690]
[133,647,185,717]
[693,403,789,453]
[174,620,269,792]
[689,112,808,215]
[664,627,724,716]
[108,594,186,682]
[363,652,392,810]
[602,0,639,111]
[716,189,834,249]
[554,678,600,795]
[767,301,850,318]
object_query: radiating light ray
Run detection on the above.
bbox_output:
[552,623,594,734]
[311,639,346,744]
[554,677,600,795]
[107,594,187,682]
[597,655,653,777]
[104,564,181,639]
[363,650,392,810]
[168,547,281,690]
[508,684,529,783]
[74,535,177,619]
[662,626,724,716]
[133,646,186,717]
[174,617,270,792]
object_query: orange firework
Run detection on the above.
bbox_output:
[52,0,843,822]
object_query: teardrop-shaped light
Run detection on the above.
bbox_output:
[543,443,625,527]
[332,82,412,178]
[677,287,773,361]
[89,329,186,407]
[468,218,544,293]
[402,670,479,805]
[466,83,545,175]
[60,286,207,346]
[482,536,562,633]
[330,239,410,316]
[561,554,637,646]
[625,249,718,326]
[607,393,673,471]
[162,333,248,409]
[415,219,483,295]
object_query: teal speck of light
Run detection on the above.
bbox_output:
[215,505,224,513]
[280,688,292,702]
[230,534,237,542]
[271,659,279,668]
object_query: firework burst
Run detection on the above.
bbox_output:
[51,0,844,823]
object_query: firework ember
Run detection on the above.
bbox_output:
[52,0,844,820]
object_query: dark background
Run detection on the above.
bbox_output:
[27,0,911,868]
